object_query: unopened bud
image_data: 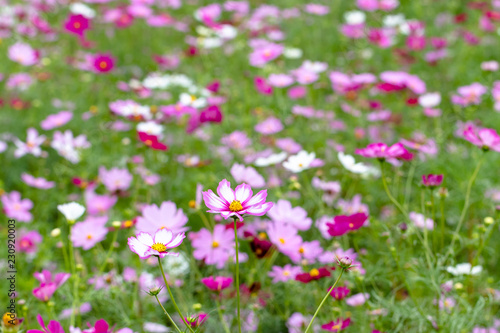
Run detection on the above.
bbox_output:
[51,228,61,237]
[146,286,163,297]
[111,221,121,228]
[484,217,494,225]
[193,303,202,310]
[454,282,463,290]
[336,256,353,269]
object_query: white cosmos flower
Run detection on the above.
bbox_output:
[344,11,366,24]
[418,92,441,108]
[137,121,163,136]
[217,25,238,39]
[446,263,482,276]
[283,48,303,59]
[383,14,405,28]
[57,202,85,221]
[179,93,207,109]
[70,3,96,18]
[254,152,287,167]
[338,152,380,177]
[283,150,315,173]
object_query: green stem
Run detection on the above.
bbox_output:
[440,196,446,250]
[233,217,242,333]
[216,300,231,333]
[304,269,344,333]
[97,229,119,275]
[154,295,182,333]
[444,157,484,262]
[380,162,409,220]
[157,257,195,333]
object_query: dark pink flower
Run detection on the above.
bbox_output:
[201,276,233,291]
[254,76,273,95]
[355,142,413,160]
[321,318,351,332]
[27,314,65,333]
[64,14,90,37]
[328,286,351,300]
[422,174,443,187]
[93,54,115,73]
[202,179,273,221]
[326,213,368,237]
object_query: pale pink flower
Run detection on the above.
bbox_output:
[191,224,234,268]
[230,163,266,188]
[267,199,312,231]
[136,201,188,234]
[128,229,186,259]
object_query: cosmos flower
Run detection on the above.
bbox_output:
[446,263,482,276]
[191,225,235,268]
[295,267,332,283]
[71,216,109,250]
[138,132,168,150]
[27,314,65,333]
[328,286,351,301]
[321,318,351,332]
[128,229,186,259]
[135,201,188,235]
[13,128,46,158]
[57,202,86,221]
[1,191,33,222]
[230,163,266,188]
[64,14,90,38]
[17,229,43,253]
[355,142,413,160]
[326,213,368,237]
[345,293,370,306]
[421,174,443,187]
[8,42,39,66]
[463,126,500,152]
[267,199,312,231]
[40,111,73,130]
[283,151,316,173]
[93,53,115,73]
[99,166,133,192]
[202,179,273,221]
[200,276,233,291]
[268,264,303,283]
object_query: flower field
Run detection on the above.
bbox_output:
[2,0,500,332]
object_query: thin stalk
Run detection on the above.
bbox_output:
[97,229,119,275]
[233,217,242,333]
[440,196,446,250]
[444,157,484,262]
[157,257,195,333]
[154,295,182,333]
[216,300,231,333]
[304,269,344,333]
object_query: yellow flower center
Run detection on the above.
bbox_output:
[258,232,267,239]
[123,220,133,228]
[309,268,320,277]
[188,200,196,208]
[299,247,305,254]
[99,61,108,69]
[3,313,18,327]
[331,324,341,330]
[283,270,290,276]
[151,243,167,252]
[349,223,354,228]
[145,139,153,146]
[212,241,219,248]
[74,22,81,29]
[279,238,286,244]
[86,234,92,240]
[229,200,243,212]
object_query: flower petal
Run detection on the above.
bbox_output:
[135,231,154,246]
[154,228,173,244]
[203,190,227,211]
[243,189,268,207]
[216,179,235,203]
[235,183,253,203]
[128,237,151,259]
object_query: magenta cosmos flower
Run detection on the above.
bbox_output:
[355,142,413,160]
[321,317,351,332]
[27,314,64,333]
[93,53,115,73]
[201,276,233,291]
[422,174,443,187]
[202,179,273,221]
[128,229,185,259]
[463,126,500,152]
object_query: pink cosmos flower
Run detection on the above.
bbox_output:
[93,53,115,73]
[99,166,133,192]
[255,117,283,134]
[33,283,58,302]
[276,138,302,154]
[268,74,294,87]
[409,212,434,230]
[292,240,323,264]
[267,221,303,259]
[1,191,33,222]
[221,131,252,149]
[21,173,55,189]
[14,128,46,158]
[357,0,378,10]
[254,76,273,95]
[191,225,234,268]
[268,264,302,283]
[6,73,34,91]
[355,142,413,160]
[8,42,39,66]
[345,293,370,306]
[304,3,330,15]
[81,319,115,333]
[40,111,73,130]
[249,43,284,67]
[27,314,65,333]
[202,179,273,221]
[341,23,365,39]
[135,201,188,234]
[327,213,368,237]
[321,318,351,332]
[329,286,351,300]
[201,276,233,291]
[71,216,109,250]
[422,174,443,187]
[463,126,500,152]
[64,14,90,38]
[34,270,71,287]
[85,193,117,215]
[18,229,43,253]
[128,229,186,259]
[451,83,488,106]
[230,163,266,188]
[267,199,312,231]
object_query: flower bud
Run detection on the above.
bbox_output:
[336,256,353,270]
[146,286,163,297]
[50,228,61,237]
[484,217,494,225]
[193,303,202,310]
[111,221,122,228]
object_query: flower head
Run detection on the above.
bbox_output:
[128,229,185,259]
[57,202,85,222]
[93,53,115,73]
[202,179,273,221]
[463,126,500,152]
[201,276,233,291]
[321,318,351,332]
[355,142,413,161]
[422,174,443,187]
[327,213,368,237]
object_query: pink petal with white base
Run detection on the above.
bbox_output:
[217,179,235,203]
